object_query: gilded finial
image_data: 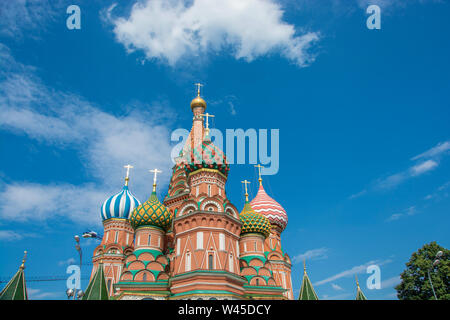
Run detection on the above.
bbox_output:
[194,83,203,97]
[123,164,133,186]
[355,274,360,288]
[149,168,162,193]
[303,260,306,273]
[20,251,27,269]
[241,180,251,202]
[200,112,215,136]
[254,164,263,186]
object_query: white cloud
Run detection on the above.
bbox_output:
[411,141,450,161]
[0,45,175,225]
[0,0,61,38]
[410,160,438,176]
[314,259,392,286]
[331,283,344,291]
[386,206,416,222]
[380,275,401,289]
[107,0,319,66]
[292,247,329,264]
[58,257,76,266]
[0,230,24,241]
[27,288,59,300]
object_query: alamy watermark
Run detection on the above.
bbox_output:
[171,128,280,175]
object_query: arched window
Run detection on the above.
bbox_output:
[186,252,191,272]
[229,254,234,273]
[143,273,147,281]
[256,278,260,286]
[148,234,151,246]
[208,185,211,196]
[208,253,214,270]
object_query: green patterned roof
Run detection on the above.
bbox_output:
[130,192,172,230]
[0,256,28,300]
[82,264,109,300]
[298,264,318,300]
[239,202,271,238]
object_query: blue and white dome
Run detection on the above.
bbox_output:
[101,185,141,221]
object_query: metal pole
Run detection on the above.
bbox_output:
[427,268,438,300]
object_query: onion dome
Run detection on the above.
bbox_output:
[101,185,140,221]
[240,201,271,238]
[250,183,288,231]
[184,139,230,176]
[130,191,172,230]
[190,96,206,110]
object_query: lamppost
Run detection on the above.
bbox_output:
[66,235,84,300]
[428,250,443,300]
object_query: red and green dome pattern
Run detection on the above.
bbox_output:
[130,192,172,230]
[239,202,271,238]
[184,140,229,176]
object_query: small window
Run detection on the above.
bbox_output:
[148,234,151,245]
[256,279,260,286]
[114,231,119,243]
[208,185,211,196]
[107,279,112,292]
[208,207,213,211]
[208,254,214,270]
[143,273,147,281]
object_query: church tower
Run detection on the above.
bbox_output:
[91,165,140,297]
[167,85,244,300]
[250,167,293,299]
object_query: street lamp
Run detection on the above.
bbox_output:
[428,250,443,300]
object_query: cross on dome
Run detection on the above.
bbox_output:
[194,83,203,96]
[241,180,251,202]
[149,168,162,192]
[123,164,134,186]
[254,164,264,186]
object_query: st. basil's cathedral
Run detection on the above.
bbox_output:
[1,87,368,301]
[87,87,294,300]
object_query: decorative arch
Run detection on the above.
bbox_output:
[200,198,222,212]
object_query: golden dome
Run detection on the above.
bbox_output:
[190,96,206,110]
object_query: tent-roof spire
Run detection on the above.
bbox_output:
[298,260,318,300]
[0,251,28,300]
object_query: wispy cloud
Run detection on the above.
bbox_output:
[292,247,329,264]
[58,257,76,266]
[0,229,39,241]
[386,206,416,222]
[27,288,59,300]
[331,283,344,291]
[314,259,392,286]
[380,275,401,289]
[105,0,319,67]
[0,44,175,226]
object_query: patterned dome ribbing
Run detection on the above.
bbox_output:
[101,185,140,221]
[250,184,288,231]
[130,192,172,230]
[239,201,271,238]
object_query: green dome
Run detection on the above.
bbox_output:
[130,192,172,230]
[239,202,271,238]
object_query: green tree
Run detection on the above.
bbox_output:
[396,241,449,300]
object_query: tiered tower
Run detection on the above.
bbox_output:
[167,85,244,300]
[250,166,293,299]
[115,169,172,300]
[91,165,140,296]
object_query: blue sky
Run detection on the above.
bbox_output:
[0,0,449,300]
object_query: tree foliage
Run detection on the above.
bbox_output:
[396,241,449,300]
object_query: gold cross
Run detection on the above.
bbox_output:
[200,112,215,136]
[123,164,133,186]
[194,83,203,96]
[241,180,251,202]
[149,168,162,192]
[254,164,264,186]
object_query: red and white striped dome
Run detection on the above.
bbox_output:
[250,184,288,231]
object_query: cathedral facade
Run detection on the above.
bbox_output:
[88,90,293,300]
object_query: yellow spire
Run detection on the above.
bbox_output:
[355,274,360,288]
[254,164,263,186]
[149,168,162,193]
[303,260,307,273]
[20,251,27,270]
[241,180,251,202]
[123,164,133,186]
